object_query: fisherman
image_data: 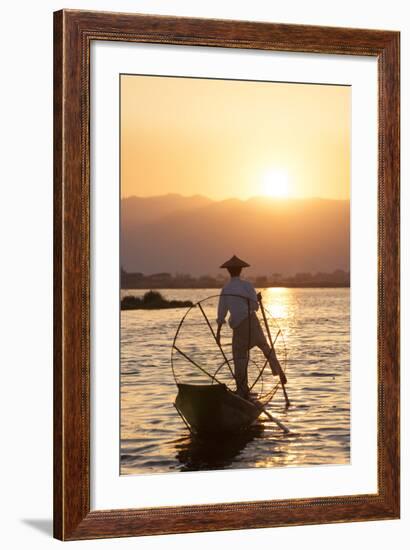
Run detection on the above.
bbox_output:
[216,255,287,398]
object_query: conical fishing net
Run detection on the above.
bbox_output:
[171,294,287,407]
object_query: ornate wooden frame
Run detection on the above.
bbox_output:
[53,9,400,541]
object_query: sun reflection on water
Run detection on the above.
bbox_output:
[261,287,293,321]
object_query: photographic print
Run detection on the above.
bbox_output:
[120,74,351,475]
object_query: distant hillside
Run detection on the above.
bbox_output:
[120,194,350,276]
[121,194,213,226]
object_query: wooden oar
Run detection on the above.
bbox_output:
[258,295,291,408]
[232,391,289,433]
[261,408,289,433]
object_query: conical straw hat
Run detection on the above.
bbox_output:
[219,255,251,269]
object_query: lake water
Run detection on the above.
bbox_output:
[120,287,350,475]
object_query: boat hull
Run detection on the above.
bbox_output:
[175,383,262,434]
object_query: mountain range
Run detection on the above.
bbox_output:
[121,194,350,276]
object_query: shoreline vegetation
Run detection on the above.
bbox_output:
[121,268,350,290]
[121,291,193,311]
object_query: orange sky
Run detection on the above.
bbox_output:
[121,75,350,201]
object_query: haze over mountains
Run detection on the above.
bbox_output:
[121,194,349,276]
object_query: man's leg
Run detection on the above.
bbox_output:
[251,317,287,383]
[232,320,251,397]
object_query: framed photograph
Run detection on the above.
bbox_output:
[53,9,400,540]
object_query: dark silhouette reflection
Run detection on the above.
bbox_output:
[174,423,264,471]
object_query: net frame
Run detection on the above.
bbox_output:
[171,293,288,406]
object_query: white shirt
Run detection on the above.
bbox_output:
[217,277,259,328]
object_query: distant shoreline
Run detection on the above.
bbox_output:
[121,282,350,290]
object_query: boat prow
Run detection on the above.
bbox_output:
[174,383,263,435]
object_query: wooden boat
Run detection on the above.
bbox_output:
[174,383,263,435]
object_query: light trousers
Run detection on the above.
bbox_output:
[232,313,279,396]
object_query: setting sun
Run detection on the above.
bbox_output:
[261,170,290,198]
